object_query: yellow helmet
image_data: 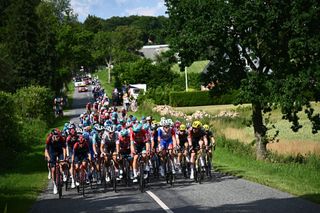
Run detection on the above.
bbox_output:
[180,124,186,131]
[192,120,202,128]
[203,124,209,131]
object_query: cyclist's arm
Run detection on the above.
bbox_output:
[203,135,208,147]
[92,135,98,155]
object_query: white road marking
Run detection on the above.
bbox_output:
[146,191,174,213]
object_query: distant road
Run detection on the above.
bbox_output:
[30,85,320,213]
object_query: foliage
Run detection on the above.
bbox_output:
[14,86,54,123]
[165,0,320,159]
[113,59,178,89]
[169,90,238,107]
[0,92,20,155]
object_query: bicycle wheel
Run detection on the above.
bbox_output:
[55,165,62,199]
[111,162,117,192]
[124,158,131,186]
[139,162,144,193]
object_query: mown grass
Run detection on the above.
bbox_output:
[94,69,115,96]
[64,81,75,110]
[214,138,320,204]
[0,116,69,213]
[171,60,209,74]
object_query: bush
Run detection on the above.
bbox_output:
[19,118,48,146]
[14,85,54,123]
[169,90,238,107]
[217,135,255,159]
[0,92,20,152]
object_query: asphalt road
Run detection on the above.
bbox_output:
[30,85,320,213]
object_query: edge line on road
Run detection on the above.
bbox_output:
[146,190,174,213]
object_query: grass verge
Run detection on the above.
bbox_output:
[0,116,69,213]
[214,137,320,204]
[94,69,115,96]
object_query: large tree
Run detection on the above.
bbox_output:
[165,0,320,159]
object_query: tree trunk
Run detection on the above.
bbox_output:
[252,102,267,160]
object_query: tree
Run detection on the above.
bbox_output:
[4,0,41,89]
[165,0,320,159]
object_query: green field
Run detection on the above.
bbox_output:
[171,60,209,74]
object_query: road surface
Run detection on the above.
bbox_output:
[30,85,320,213]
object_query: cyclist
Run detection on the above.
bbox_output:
[158,119,177,177]
[117,128,131,179]
[175,124,189,172]
[66,128,78,188]
[72,135,91,186]
[45,129,66,194]
[203,124,215,176]
[91,124,104,184]
[130,123,150,183]
[100,125,120,182]
[188,120,208,180]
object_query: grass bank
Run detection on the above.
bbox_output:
[94,69,115,96]
[0,116,69,213]
[214,138,320,204]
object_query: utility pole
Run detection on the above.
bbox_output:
[185,66,188,91]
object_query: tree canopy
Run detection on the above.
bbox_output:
[165,0,320,159]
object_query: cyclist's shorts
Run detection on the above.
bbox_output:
[134,143,146,154]
[120,149,130,156]
[49,152,64,168]
[160,139,173,150]
[74,155,88,164]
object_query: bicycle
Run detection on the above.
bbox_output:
[101,153,117,192]
[137,153,147,193]
[54,157,64,199]
[194,147,207,184]
[150,151,160,180]
[163,150,175,187]
[121,153,132,187]
[76,163,86,197]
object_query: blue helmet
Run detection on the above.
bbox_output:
[82,132,90,141]
[132,123,142,133]
[116,124,122,131]
[120,129,129,137]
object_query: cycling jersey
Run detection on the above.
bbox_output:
[73,141,89,163]
[188,128,206,148]
[46,134,66,167]
[176,130,188,147]
[101,132,119,153]
[66,135,78,156]
[130,129,149,145]
[118,133,131,154]
[158,127,175,150]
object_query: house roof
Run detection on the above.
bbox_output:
[139,44,169,60]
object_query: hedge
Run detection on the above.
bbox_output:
[168,90,238,107]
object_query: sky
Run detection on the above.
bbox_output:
[70,0,168,22]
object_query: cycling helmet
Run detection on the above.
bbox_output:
[76,127,83,134]
[192,120,202,128]
[167,119,173,126]
[116,124,122,131]
[51,128,59,135]
[175,120,181,128]
[146,116,151,121]
[203,124,209,131]
[132,116,137,122]
[180,124,187,131]
[119,118,125,124]
[120,129,129,137]
[106,125,116,133]
[143,123,150,130]
[104,120,112,127]
[141,116,146,121]
[94,124,104,131]
[82,132,90,141]
[132,123,142,133]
